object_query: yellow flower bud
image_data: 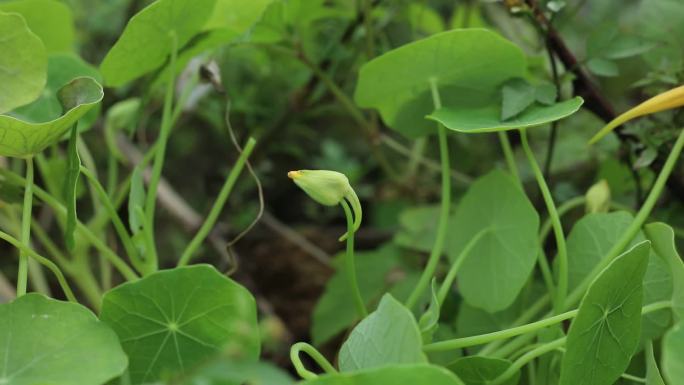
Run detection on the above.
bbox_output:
[288,169,362,241]
[589,85,684,144]
[585,180,611,213]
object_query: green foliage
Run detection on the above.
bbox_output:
[0,12,46,114]
[338,294,427,372]
[450,170,539,312]
[0,77,103,157]
[299,365,465,385]
[0,294,127,385]
[560,242,650,385]
[99,0,217,86]
[448,356,519,385]
[0,0,75,53]
[354,29,526,138]
[99,265,260,384]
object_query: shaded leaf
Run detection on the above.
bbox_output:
[587,58,619,77]
[178,359,294,385]
[559,241,650,385]
[299,364,465,385]
[338,294,427,372]
[662,322,684,384]
[645,341,666,385]
[448,356,519,385]
[451,170,539,312]
[62,125,80,251]
[0,293,127,385]
[100,264,260,384]
[0,77,103,157]
[0,12,46,114]
[500,78,536,121]
[535,83,557,105]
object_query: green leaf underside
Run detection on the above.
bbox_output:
[99,264,260,385]
[0,0,75,53]
[560,241,650,385]
[0,293,127,385]
[11,53,101,123]
[354,29,526,138]
[0,12,47,114]
[565,212,674,341]
[448,356,519,385]
[338,294,427,372]
[99,0,217,87]
[312,245,403,346]
[0,77,103,158]
[451,170,539,312]
[298,365,465,385]
[427,97,583,134]
[662,322,684,384]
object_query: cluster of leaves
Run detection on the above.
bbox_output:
[0,0,683,385]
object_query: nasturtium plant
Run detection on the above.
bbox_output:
[299,365,465,385]
[0,11,47,114]
[0,294,127,385]
[448,356,519,385]
[99,265,260,384]
[0,76,103,157]
[0,0,75,53]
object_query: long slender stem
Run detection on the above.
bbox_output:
[144,32,178,271]
[520,128,568,315]
[0,230,76,302]
[423,309,576,352]
[290,342,337,380]
[0,169,139,281]
[491,337,566,385]
[406,79,452,309]
[80,166,144,273]
[16,157,34,296]
[341,199,367,318]
[437,228,489,305]
[177,137,257,267]
[564,128,684,310]
[498,131,521,184]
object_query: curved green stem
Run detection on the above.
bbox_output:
[290,342,337,380]
[178,137,257,267]
[341,199,367,318]
[144,32,178,271]
[565,127,684,310]
[80,166,144,273]
[423,309,576,352]
[437,228,489,305]
[0,229,76,302]
[520,128,567,315]
[498,131,521,184]
[17,157,34,296]
[406,79,452,310]
[491,337,566,385]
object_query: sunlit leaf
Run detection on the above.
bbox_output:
[0,77,103,158]
[0,12,46,114]
[0,0,74,53]
[100,265,260,384]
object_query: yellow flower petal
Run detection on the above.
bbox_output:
[589,85,684,144]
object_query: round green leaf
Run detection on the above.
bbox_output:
[299,364,465,385]
[354,29,526,138]
[99,264,260,385]
[448,356,519,385]
[0,293,127,385]
[100,0,217,87]
[427,97,583,134]
[0,12,47,114]
[450,170,539,313]
[339,294,427,372]
[662,322,684,384]
[0,0,75,53]
[560,241,650,385]
[0,77,103,158]
[11,53,101,123]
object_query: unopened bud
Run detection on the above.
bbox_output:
[586,180,611,213]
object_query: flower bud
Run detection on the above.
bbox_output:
[585,180,611,213]
[288,169,362,241]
